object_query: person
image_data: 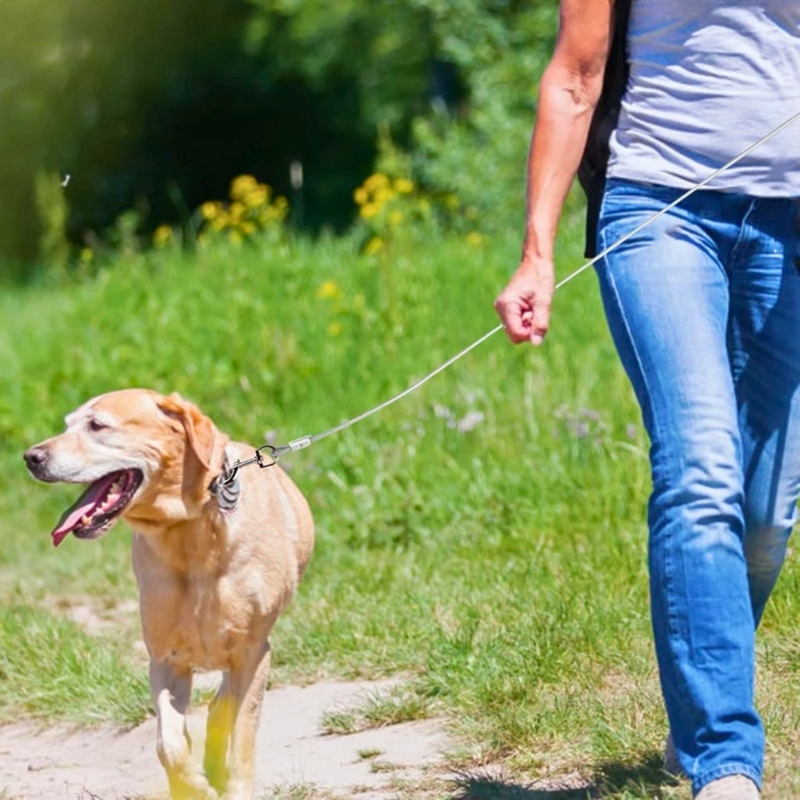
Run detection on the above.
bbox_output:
[494,1,800,798]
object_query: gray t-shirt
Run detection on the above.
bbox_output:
[607,0,800,196]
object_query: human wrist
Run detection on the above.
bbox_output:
[519,246,555,273]
[521,223,556,265]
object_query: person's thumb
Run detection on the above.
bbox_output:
[528,299,550,346]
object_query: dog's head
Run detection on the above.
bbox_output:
[23,389,227,547]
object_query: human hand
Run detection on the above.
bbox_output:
[494,257,555,345]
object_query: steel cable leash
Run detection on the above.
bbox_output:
[224,108,800,484]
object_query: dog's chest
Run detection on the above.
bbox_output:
[143,575,268,671]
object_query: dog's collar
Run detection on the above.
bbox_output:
[208,450,240,513]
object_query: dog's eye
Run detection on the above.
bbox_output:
[88,418,109,432]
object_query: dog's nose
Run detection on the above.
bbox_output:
[24,446,49,473]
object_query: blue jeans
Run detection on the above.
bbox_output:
[596,177,800,795]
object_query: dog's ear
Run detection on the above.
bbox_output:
[157,393,215,472]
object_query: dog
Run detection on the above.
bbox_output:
[24,389,314,800]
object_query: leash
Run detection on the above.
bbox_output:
[223,109,800,485]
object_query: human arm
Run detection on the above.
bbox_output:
[494,0,614,345]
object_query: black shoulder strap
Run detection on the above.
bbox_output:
[577,0,632,258]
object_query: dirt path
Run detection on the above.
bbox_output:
[0,678,448,799]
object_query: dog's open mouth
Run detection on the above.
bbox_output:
[51,469,143,547]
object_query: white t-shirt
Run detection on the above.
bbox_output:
[607,0,800,196]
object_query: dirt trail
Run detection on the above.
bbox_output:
[0,678,447,800]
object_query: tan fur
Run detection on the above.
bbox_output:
[25,389,314,799]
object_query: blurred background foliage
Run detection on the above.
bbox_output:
[0,0,557,274]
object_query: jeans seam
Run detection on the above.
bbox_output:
[728,197,759,271]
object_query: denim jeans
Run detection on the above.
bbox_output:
[595,177,800,794]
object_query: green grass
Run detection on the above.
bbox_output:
[357,747,384,760]
[0,605,150,724]
[321,684,432,735]
[2,216,800,796]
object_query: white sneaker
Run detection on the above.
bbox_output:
[694,775,760,800]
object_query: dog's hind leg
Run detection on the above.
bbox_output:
[150,660,218,800]
[204,672,234,794]
[224,641,272,800]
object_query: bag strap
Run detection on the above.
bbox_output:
[577,0,632,258]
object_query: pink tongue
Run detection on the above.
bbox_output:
[51,474,118,548]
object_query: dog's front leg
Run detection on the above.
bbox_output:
[150,660,218,800]
[224,642,272,800]
[204,672,234,794]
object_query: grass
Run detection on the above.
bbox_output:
[2,214,800,795]
[357,747,384,760]
[260,784,333,800]
[0,605,150,725]
[321,684,432,735]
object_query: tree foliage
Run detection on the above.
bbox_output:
[0,0,557,269]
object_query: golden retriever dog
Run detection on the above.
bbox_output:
[24,389,314,800]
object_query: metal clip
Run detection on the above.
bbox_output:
[254,444,281,468]
[220,464,240,486]
[221,444,281,486]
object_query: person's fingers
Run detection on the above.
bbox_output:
[495,261,554,346]
[495,295,530,343]
[528,294,551,346]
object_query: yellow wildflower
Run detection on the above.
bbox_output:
[374,187,396,205]
[316,279,341,300]
[240,221,256,235]
[360,203,379,219]
[388,210,404,226]
[353,187,369,205]
[230,174,258,200]
[228,229,243,245]
[327,321,343,337]
[244,186,269,208]
[211,213,229,232]
[230,202,246,220]
[153,225,172,248]
[466,231,484,247]
[364,173,390,192]
[365,236,384,256]
[394,177,414,194]
[201,201,221,220]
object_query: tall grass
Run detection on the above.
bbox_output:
[2,216,799,794]
[0,606,150,725]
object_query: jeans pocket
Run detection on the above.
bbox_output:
[598,179,674,244]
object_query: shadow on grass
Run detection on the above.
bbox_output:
[448,751,682,799]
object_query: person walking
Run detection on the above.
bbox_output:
[494,1,800,798]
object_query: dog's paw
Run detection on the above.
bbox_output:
[221,779,251,800]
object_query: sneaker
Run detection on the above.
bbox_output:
[694,775,760,800]
[664,732,686,777]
